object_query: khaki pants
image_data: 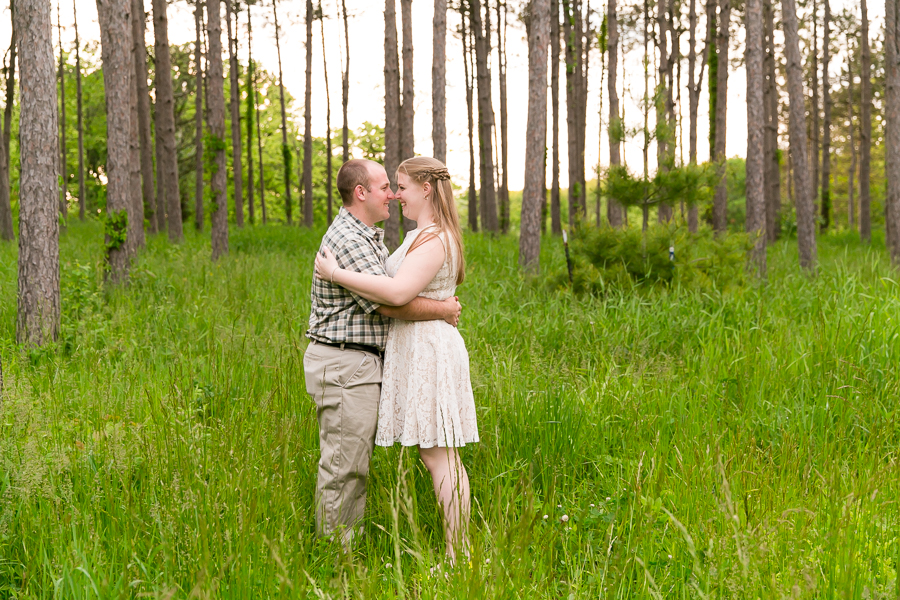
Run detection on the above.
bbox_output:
[303,342,383,539]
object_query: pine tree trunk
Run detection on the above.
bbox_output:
[810,0,819,211]
[254,16,266,225]
[341,0,349,163]
[245,5,254,223]
[820,0,831,230]
[577,1,589,217]
[132,0,156,235]
[432,0,446,163]
[383,0,401,248]
[562,0,578,226]
[656,0,672,223]
[686,0,706,232]
[886,0,900,265]
[302,0,313,227]
[225,0,243,227]
[607,0,623,227]
[859,0,871,242]
[746,0,766,275]
[471,0,498,232]
[207,0,227,259]
[520,0,549,270]
[550,0,561,234]
[462,1,477,232]
[128,19,144,249]
[781,0,817,270]
[97,0,138,282]
[320,2,333,223]
[74,0,86,223]
[16,0,60,344]
[399,0,415,233]
[712,0,729,234]
[847,55,856,230]
[57,2,67,221]
[763,0,780,241]
[497,0,509,233]
[152,0,181,240]
[0,6,16,242]
[641,0,649,232]
[273,0,292,224]
[193,1,204,231]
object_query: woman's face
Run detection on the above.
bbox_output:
[396,172,430,222]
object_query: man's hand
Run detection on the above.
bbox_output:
[442,296,462,327]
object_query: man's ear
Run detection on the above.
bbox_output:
[354,184,366,204]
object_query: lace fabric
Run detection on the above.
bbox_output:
[375,229,480,448]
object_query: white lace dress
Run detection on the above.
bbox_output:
[375,229,480,448]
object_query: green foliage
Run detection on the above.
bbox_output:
[605,162,717,209]
[102,209,128,253]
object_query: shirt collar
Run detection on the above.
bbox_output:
[339,207,384,244]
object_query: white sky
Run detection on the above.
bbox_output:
[0,0,886,190]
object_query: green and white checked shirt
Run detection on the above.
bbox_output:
[307,207,390,350]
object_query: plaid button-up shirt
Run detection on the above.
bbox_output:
[307,207,390,350]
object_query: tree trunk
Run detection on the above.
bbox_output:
[302,0,313,227]
[763,0,780,241]
[341,0,349,163]
[712,0,729,234]
[847,54,856,230]
[607,0,623,227]
[152,0,181,240]
[273,0,292,224]
[781,0,816,270]
[820,0,831,230]
[245,4,254,223]
[810,0,819,212]
[97,0,137,282]
[16,0,60,344]
[254,15,266,225]
[462,0,477,232]
[384,0,401,248]
[320,1,333,223]
[432,0,446,163]
[399,0,415,233]
[520,0,550,270]
[497,0,509,233]
[563,0,578,226]
[57,2,66,221]
[859,0,871,242]
[128,13,144,249]
[0,6,16,242]
[132,0,156,235]
[471,0,498,232]
[656,0,672,223]
[193,1,204,231]
[74,0,86,223]
[686,0,708,233]
[550,0,561,234]
[746,0,766,275]
[207,0,227,259]
[225,0,243,227]
[886,0,900,265]
[641,0,649,232]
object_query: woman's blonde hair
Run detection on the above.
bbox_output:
[397,157,465,285]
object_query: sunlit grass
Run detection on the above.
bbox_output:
[1,220,898,597]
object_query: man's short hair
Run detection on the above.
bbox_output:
[337,159,377,206]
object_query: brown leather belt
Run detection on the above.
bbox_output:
[313,339,383,358]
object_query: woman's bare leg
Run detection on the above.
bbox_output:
[418,446,471,563]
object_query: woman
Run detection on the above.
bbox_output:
[315,157,478,563]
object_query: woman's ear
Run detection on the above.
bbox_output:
[423,181,432,197]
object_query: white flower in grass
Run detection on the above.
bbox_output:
[543,514,549,520]
[386,563,392,569]
[560,514,569,523]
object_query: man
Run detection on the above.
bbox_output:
[304,159,461,544]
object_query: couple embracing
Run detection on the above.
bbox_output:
[304,156,478,563]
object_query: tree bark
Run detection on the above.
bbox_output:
[562,0,579,226]
[782,0,817,270]
[686,0,708,232]
[810,0,819,212]
[746,0,766,275]
[225,0,243,227]
[17,0,60,344]
[497,0,509,233]
[273,0,292,224]
[432,0,446,163]
[74,0,86,223]
[152,0,181,240]
[712,0,729,234]
[399,0,415,233]
[302,0,313,227]
[886,0,900,265]
[193,1,204,231]
[550,0,561,234]
[847,54,856,230]
[820,0,831,230]
[520,0,549,271]
[97,0,138,282]
[641,0,649,232]
[606,0,623,227]
[132,0,156,235]
[763,0,780,241]
[128,10,144,249]
[384,0,401,248]
[656,0,672,223]
[254,20,266,226]
[859,0,871,242]
[471,0,498,232]
[341,0,349,163]
[245,4,254,223]
[207,0,227,259]
[57,1,66,221]
[320,1,333,223]
[0,6,16,242]
[462,0,477,232]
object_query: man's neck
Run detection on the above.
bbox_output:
[344,204,375,228]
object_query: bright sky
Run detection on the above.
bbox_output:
[0,0,885,190]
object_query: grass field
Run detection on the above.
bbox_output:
[1,220,899,598]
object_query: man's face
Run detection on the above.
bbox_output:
[363,165,394,224]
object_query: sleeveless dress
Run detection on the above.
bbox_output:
[375,229,480,448]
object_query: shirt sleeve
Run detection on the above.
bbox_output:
[334,237,387,314]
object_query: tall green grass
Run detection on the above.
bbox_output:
[1,221,898,598]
